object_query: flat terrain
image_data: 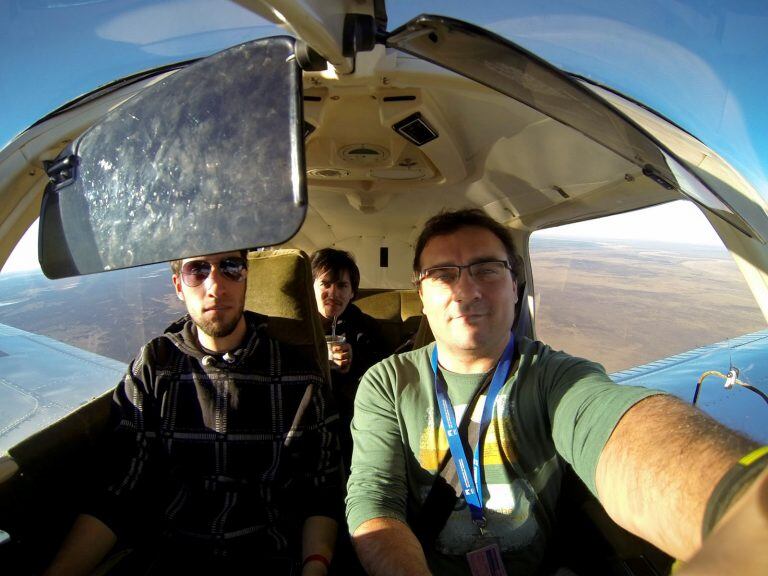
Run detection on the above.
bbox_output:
[0,263,185,363]
[530,237,765,372]
[1,241,764,450]
[0,239,764,373]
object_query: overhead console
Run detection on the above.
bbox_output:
[302,82,468,201]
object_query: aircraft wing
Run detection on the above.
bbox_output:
[0,322,126,453]
[612,329,768,444]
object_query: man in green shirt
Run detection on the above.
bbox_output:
[346,209,766,576]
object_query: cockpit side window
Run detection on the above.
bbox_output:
[529,200,765,374]
[0,219,185,452]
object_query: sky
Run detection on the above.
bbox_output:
[0,0,765,272]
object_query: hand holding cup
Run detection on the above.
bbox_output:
[325,335,352,373]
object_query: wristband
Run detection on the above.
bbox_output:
[302,554,330,570]
[702,445,768,538]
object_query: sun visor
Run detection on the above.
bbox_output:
[39,36,307,279]
[387,15,763,242]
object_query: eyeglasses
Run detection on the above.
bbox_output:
[418,260,512,287]
[181,257,247,287]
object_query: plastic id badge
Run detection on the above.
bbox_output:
[466,541,508,576]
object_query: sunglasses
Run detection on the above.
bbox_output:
[180,257,248,287]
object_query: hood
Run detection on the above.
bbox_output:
[162,310,268,366]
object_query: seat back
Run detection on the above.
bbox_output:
[354,289,423,354]
[412,312,434,350]
[244,249,329,382]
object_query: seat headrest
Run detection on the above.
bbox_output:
[355,290,423,322]
[244,249,328,381]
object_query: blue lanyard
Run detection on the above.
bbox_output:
[430,335,515,528]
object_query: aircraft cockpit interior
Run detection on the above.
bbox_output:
[0,2,766,575]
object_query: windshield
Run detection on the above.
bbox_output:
[0,0,282,148]
[3,1,766,204]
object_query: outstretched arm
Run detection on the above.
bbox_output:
[595,395,758,560]
[352,517,432,576]
[676,466,768,575]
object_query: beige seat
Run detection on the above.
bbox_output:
[354,289,423,354]
[412,313,434,350]
[244,249,329,382]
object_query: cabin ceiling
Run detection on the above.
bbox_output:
[0,48,684,288]
[286,50,681,286]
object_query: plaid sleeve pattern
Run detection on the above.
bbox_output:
[84,314,343,559]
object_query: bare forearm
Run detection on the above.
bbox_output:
[596,395,756,559]
[301,515,337,576]
[43,514,117,576]
[352,517,432,576]
[676,467,768,575]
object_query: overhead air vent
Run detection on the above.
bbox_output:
[393,113,438,146]
[339,143,389,165]
[308,168,350,178]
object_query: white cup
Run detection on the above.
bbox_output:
[325,334,346,369]
[325,334,346,356]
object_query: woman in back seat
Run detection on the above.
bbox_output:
[310,248,388,471]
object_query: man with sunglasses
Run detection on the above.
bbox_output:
[346,210,765,576]
[45,251,341,576]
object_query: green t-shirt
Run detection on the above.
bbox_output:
[345,338,661,575]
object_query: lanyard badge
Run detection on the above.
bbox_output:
[431,336,515,576]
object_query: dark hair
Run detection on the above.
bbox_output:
[170,250,248,276]
[413,209,523,279]
[310,248,361,296]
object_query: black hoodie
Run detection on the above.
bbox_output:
[86,311,342,563]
